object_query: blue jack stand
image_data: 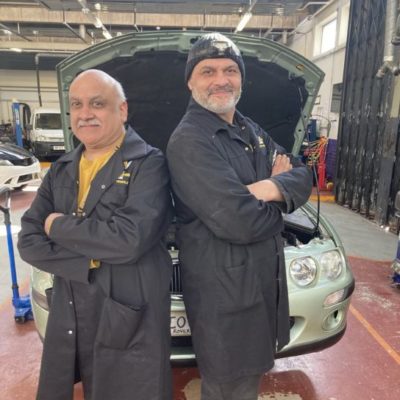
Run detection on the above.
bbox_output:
[0,187,33,323]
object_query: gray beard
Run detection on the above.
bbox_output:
[192,88,241,116]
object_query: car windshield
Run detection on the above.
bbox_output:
[36,113,61,129]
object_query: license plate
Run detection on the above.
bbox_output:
[52,145,65,150]
[170,311,191,336]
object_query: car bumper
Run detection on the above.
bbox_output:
[168,277,355,364]
[31,269,356,365]
[278,277,355,357]
[32,141,65,157]
[0,162,41,189]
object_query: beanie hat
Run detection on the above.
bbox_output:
[185,32,245,83]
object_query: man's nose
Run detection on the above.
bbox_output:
[213,71,230,85]
[78,104,94,119]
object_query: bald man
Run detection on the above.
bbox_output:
[18,70,173,400]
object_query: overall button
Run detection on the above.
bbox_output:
[67,330,73,335]
[101,184,106,189]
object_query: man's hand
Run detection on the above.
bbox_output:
[271,154,292,176]
[44,213,64,236]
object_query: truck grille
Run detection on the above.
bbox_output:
[170,259,182,294]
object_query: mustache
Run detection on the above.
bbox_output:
[208,85,234,95]
[77,119,101,128]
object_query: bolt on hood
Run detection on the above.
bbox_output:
[57,31,324,154]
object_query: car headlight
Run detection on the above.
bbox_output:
[0,159,13,166]
[320,250,343,280]
[36,135,47,141]
[289,257,317,286]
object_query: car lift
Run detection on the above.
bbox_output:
[11,101,31,148]
[0,187,33,323]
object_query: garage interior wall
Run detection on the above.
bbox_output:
[287,0,350,140]
[335,0,400,229]
[0,70,59,123]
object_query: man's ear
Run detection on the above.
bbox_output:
[120,101,128,123]
[187,80,193,91]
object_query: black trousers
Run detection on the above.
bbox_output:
[201,374,262,400]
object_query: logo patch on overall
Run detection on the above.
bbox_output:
[116,161,132,184]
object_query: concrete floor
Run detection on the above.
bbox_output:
[0,186,399,399]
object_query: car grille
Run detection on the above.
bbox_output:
[170,259,182,294]
[19,174,33,182]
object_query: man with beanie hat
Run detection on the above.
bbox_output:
[167,33,312,400]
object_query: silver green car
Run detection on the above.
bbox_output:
[30,31,355,363]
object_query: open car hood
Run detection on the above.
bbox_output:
[0,143,35,161]
[57,31,324,154]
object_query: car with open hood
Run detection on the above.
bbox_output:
[30,30,354,363]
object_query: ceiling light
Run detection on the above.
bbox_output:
[32,30,38,35]
[116,31,122,37]
[156,26,161,30]
[93,16,103,29]
[94,3,101,11]
[3,29,12,35]
[235,12,252,32]
[102,29,112,39]
[10,48,22,52]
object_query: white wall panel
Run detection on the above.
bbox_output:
[0,69,58,123]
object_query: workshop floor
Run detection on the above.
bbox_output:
[0,186,399,400]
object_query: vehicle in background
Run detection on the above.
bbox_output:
[30,31,355,364]
[27,107,65,158]
[0,143,41,189]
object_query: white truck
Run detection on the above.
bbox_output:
[27,107,65,157]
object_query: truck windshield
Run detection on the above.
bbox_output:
[36,113,61,129]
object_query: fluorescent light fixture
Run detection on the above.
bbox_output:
[102,29,112,39]
[3,29,12,35]
[93,16,103,29]
[10,47,22,52]
[77,0,111,40]
[235,12,252,32]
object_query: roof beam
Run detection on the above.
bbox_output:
[0,6,298,30]
[0,22,32,41]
